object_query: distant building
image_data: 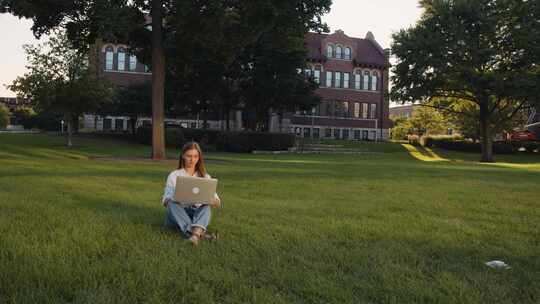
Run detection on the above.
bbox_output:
[389,104,419,119]
[0,97,31,112]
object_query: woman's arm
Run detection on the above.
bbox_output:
[206,173,221,208]
[162,172,176,206]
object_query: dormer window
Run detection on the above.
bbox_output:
[344,47,351,60]
[105,46,114,70]
[335,46,342,59]
[326,45,334,58]
[117,47,126,71]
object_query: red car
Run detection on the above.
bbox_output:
[510,130,537,141]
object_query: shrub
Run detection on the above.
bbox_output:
[407,134,421,146]
[216,131,295,153]
[421,136,515,154]
[135,126,296,153]
[13,107,37,129]
[421,135,463,147]
[0,104,9,129]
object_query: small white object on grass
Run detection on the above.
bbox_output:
[485,260,511,269]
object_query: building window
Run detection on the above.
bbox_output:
[304,68,312,77]
[105,46,114,70]
[343,72,350,89]
[303,128,311,138]
[363,71,370,90]
[117,47,126,71]
[342,129,349,139]
[354,102,360,118]
[327,45,333,58]
[362,103,368,119]
[103,118,112,130]
[335,46,342,59]
[325,128,332,138]
[333,128,340,139]
[362,130,369,140]
[354,130,361,140]
[344,47,351,60]
[343,101,349,117]
[370,104,377,119]
[314,70,320,84]
[371,71,379,91]
[144,65,150,73]
[326,71,332,87]
[355,72,361,90]
[129,55,137,71]
[114,119,124,130]
[334,72,341,88]
[313,128,320,139]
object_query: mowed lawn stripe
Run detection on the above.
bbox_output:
[0,133,539,303]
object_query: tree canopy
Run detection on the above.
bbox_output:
[391,0,540,162]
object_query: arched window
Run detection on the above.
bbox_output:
[344,47,351,60]
[105,46,114,70]
[363,70,370,90]
[335,46,342,59]
[117,47,126,71]
[129,55,137,71]
[371,71,379,91]
[326,45,334,58]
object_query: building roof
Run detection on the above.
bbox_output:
[305,31,389,68]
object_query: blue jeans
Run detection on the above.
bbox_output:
[165,202,211,238]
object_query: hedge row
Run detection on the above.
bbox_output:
[136,126,296,153]
[408,135,516,154]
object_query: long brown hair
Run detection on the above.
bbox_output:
[177,141,207,177]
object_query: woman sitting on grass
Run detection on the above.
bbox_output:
[162,142,221,246]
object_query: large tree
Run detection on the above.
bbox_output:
[1,0,166,158]
[391,0,540,162]
[9,31,115,146]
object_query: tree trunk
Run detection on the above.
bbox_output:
[67,115,73,147]
[479,102,494,162]
[151,0,166,159]
[225,107,230,131]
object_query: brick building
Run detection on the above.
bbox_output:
[389,104,419,119]
[280,30,391,140]
[85,29,391,140]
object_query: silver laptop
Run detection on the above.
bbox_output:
[173,176,218,205]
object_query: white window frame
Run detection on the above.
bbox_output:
[354,102,360,118]
[326,71,332,87]
[355,73,361,90]
[363,71,370,90]
[129,55,137,71]
[345,47,351,60]
[105,47,114,70]
[362,103,368,119]
[371,71,378,91]
[314,70,321,84]
[327,45,334,58]
[117,48,126,71]
[334,72,341,88]
[343,72,350,89]
[335,46,342,59]
[370,104,377,119]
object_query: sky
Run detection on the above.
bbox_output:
[0,0,423,97]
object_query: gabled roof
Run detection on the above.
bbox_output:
[305,32,389,68]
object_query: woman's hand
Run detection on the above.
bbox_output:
[210,197,221,208]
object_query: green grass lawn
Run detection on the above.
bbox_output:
[1,133,539,303]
